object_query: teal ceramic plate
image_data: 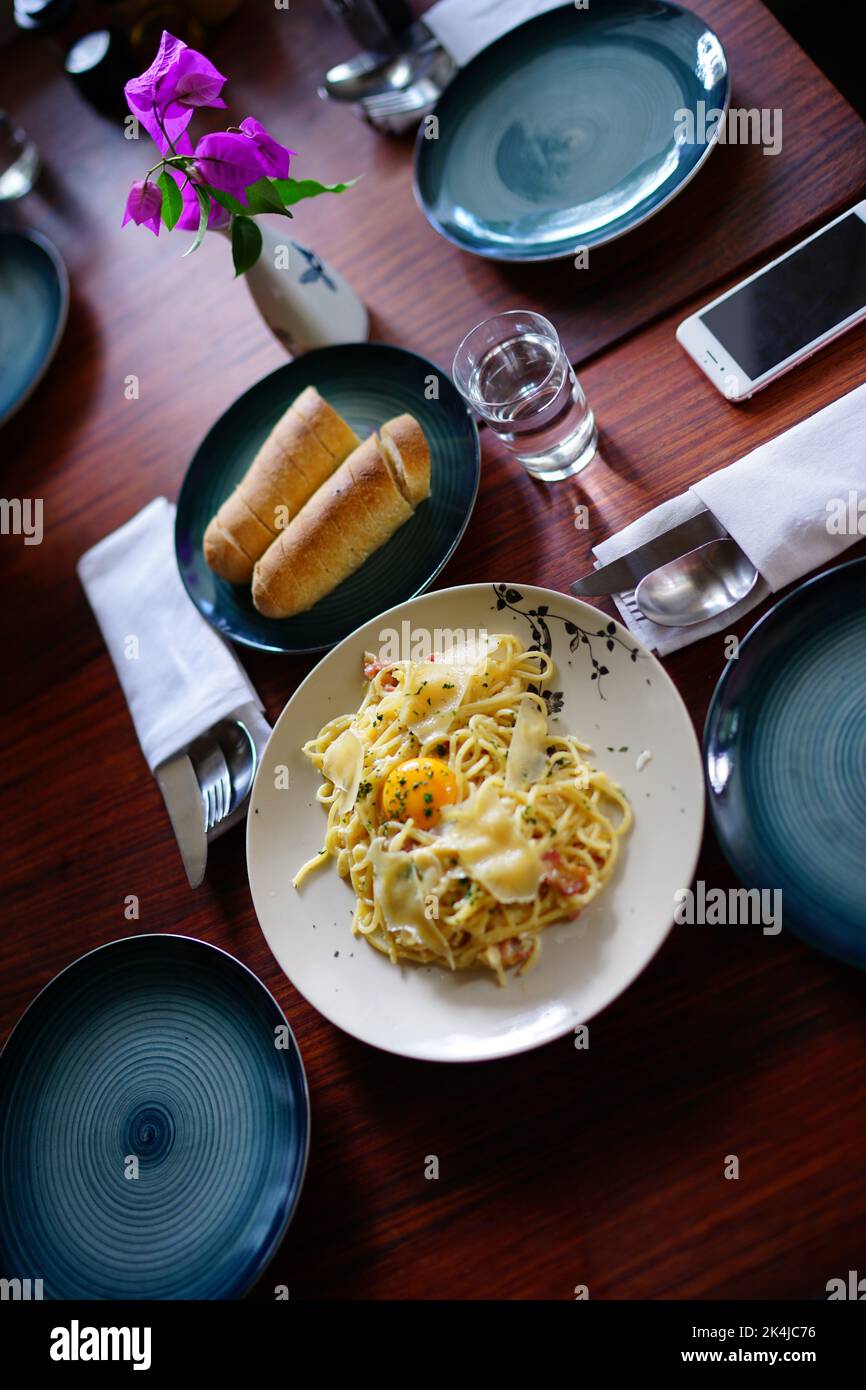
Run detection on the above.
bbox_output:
[705,559,866,968]
[0,229,69,426]
[0,934,309,1299]
[414,0,729,261]
[176,343,480,653]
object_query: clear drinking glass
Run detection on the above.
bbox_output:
[0,111,40,201]
[452,310,597,481]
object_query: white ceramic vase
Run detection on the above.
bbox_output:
[236,222,369,355]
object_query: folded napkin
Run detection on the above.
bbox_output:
[78,498,261,771]
[593,380,866,656]
[424,0,563,67]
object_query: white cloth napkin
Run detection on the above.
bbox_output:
[592,381,866,656]
[424,0,564,66]
[77,497,261,771]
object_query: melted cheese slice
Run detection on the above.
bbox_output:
[399,662,470,744]
[322,729,363,816]
[505,694,548,792]
[398,636,500,744]
[439,632,499,666]
[369,842,441,946]
[439,779,542,903]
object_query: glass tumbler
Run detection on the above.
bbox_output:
[452,310,597,481]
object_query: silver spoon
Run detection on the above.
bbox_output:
[322,31,441,103]
[635,537,758,627]
[214,719,257,817]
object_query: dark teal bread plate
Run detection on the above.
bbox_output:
[0,229,68,426]
[0,934,309,1299]
[705,559,866,968]
[175,343,480,654]
[414,0,729,261]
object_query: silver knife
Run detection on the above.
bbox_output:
[571,509,727,597]
[155,752,208,889]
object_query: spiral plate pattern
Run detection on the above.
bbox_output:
[0,935,309,1299]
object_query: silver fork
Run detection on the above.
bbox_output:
[190,736,233,836]
[360,50,456,122]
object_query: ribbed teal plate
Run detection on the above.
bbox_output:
[0,230,68,426]
[0,935,309,1300]
[705,559,866,968]
[414,0,729,262]
[175,343,480,653]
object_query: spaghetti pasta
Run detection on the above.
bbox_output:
[294,634,631,984]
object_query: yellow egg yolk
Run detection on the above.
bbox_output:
[380,756,460,827]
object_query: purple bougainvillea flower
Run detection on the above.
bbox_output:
[121,179,163,236]
[193,130,270,202]
[171,49,227,110]
[238,117,294,181]
[124,30,226,155]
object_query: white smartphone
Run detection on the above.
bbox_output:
[676,200,866,401]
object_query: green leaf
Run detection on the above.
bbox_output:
[243,177,294,217]
[183,187,211,257]
[206,185,248,218]
[271,176,359,207]
[157,171,183,231]
[231,214,263,277]
[207,179,295,219]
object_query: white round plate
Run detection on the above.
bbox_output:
[247,583,704,1062]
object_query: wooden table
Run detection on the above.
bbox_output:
[2,0,866,1300]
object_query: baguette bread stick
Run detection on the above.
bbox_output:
[216,489,276,558]
[380,414,431,507]
[203,520,255,585]
[343,432,414,545]
[203,387,360,582]
[292,385,361,462]
[251,407,341,514]
[252,422,429,619]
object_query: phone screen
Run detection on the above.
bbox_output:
[699,213,866,380]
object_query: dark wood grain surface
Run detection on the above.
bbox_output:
[2,0,866,1300]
